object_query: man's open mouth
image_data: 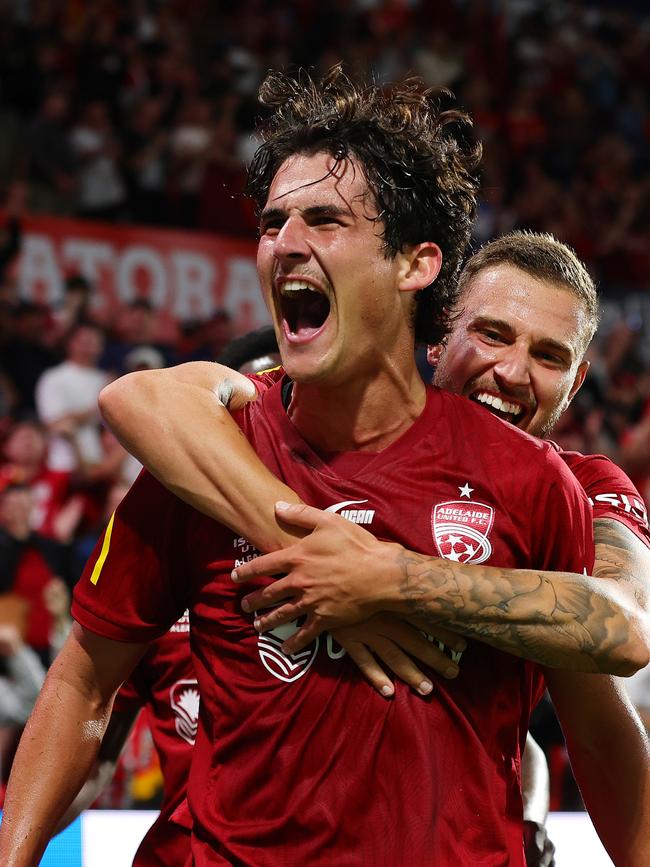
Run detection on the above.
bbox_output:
[470,391,526,426]
[279,280,331,340]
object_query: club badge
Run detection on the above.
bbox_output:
[432,500,494,565]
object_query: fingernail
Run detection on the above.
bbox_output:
[276,501,290,511]
[381,684,394,698]
[253,619,262,631]
[444,666,458,679]
[417,680,433,695]
[241,598,250,613]
[231,569,240,582]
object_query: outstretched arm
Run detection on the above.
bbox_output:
[100,364,649,674]
[0,624,147,866]
[546,668,650,867]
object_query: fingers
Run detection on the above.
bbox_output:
[369,637,434,696]
[336,639,395,698]
[241,579,294,613]
[402,616,467,654]
[381,623,460,680]
[252,601,303,632]
[232,552,289,583]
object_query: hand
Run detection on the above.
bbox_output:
[523,820,555,867]
[331,614,466,698]
[232,502,400,651]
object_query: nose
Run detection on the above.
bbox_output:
[493,344,531,389]
[273,216,311,265]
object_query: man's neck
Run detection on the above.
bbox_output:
[287,368,427,454]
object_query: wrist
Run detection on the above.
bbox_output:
[371,541,409,614]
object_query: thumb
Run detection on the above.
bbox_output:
[274,501,323,529]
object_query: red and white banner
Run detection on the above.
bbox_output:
[6,213,270,332]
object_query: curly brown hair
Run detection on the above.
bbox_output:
[247,65,481,345]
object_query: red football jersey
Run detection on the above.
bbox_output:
[557,447,650,550]
[112,612,196,866]
[73,381,593,866]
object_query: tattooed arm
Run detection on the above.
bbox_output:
[232,503,650,674]
[101,365,649,674]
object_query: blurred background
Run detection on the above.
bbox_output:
[0,0,648,824]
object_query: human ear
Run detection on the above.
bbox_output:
[397,242,442,293]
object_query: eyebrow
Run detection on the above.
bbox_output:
[259,204,353,224]
[472,316,575,359]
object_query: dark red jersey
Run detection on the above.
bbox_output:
[556,447,650,550]
[113,611,196,866]
[73,381,593,866]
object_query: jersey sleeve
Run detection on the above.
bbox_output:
[562,452,650,550]
[533,448,595,575]
[247,366,285,394]
[72,470,191,643]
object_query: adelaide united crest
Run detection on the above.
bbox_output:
[432,499,494,565]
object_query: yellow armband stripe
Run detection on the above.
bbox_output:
[90,511,116,585]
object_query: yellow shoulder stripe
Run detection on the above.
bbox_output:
[90,511,116,586]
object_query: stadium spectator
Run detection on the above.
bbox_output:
[35,322,109,474]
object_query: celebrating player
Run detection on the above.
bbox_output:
[0,67,610,866]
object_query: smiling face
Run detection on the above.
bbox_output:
[256,151,430,387]
[433,263,590,438]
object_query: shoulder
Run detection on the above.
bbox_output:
[433,387,558,459]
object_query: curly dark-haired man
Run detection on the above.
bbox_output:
[0,68,597,866]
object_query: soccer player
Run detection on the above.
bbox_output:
[100,232,650,864]
[0,68,606,866]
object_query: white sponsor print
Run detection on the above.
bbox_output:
[325,498,375,525]
[258,620,320,683]
[170,679,200,745]
[589,492,649,526]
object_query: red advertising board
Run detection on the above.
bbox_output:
[7,213,269,333]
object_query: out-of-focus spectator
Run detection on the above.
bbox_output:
[123,97,169,225]
[34,322,109,473]
[179,310,233,362]
[167,98,214,227]
[0,302,60,413]
[0,484,68,665]
[0,622,45,787]
[26,91,77,216]
[0,419,84,545]
[70,101,126,221]
[50,274,94,349]
[101,299,176,375]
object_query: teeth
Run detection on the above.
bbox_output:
[474,392,523,417]
[281,280,320,294]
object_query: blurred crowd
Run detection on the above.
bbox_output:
[0,0,649,811]
[0,0,648,288]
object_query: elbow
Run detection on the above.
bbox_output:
[606,620,650,677]
[99,372,153,433]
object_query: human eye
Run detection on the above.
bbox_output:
[259,214,284,236]
[477,327,506,344]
